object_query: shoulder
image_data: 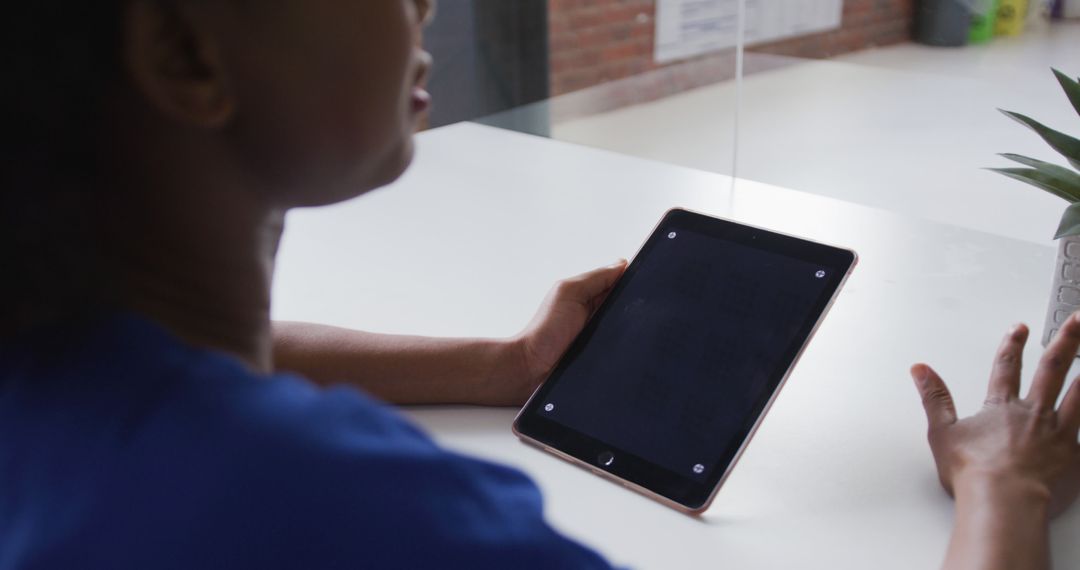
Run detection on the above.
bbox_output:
[2,315,612,568]
[162,360,610,568]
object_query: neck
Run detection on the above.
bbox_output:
[104,191,284,374]
[101,130,286,374]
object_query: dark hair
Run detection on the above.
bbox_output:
[2,4,124,333]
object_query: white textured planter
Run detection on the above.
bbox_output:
[1043,235,1080,348]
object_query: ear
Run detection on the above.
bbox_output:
[123,0,234,128]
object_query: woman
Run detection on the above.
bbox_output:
[2,1,1077,568]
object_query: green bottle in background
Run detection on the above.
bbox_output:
[970,0,1000,42]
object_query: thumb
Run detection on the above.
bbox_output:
[559,260,627,309]
[911,363,957,428]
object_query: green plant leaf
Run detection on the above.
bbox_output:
[988,167,1080,203]
[1056,202,1080,239]
[999,153,1080,195]
[1054,68,1080,118]
[999,109,1080,171]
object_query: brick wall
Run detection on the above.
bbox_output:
[548,0,915,97]
[753,0,914,59]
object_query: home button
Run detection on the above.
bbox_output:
[597,451,615,467]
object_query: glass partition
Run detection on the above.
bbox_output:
[423,0,740,174]
[423,0,1080,245]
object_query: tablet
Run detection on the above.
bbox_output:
[513,208,857,513]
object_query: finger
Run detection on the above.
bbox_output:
[912,363,957,428]
[1029,312,1080,412]
[1057,375,1080,435]
[986,323,1028,404]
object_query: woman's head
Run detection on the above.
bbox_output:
[3,0,433,332]
[115,0,434,204]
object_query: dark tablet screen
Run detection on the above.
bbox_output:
[514,209,856,509]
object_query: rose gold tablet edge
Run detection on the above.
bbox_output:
[512,207,860,515]
[510,427,714,515]
[682,251,858,514]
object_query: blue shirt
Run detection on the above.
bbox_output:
[0,314,613,569]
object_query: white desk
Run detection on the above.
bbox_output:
[272,123,1077,569]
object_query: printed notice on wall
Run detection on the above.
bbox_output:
[654,0,842,64]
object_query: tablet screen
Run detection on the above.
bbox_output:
[514,209,856,510]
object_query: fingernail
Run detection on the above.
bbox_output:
[609,259,627,268]
[1072,312,1080,325]
[911,364,928,385]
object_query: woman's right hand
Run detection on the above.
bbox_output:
[912,315,1080,518]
